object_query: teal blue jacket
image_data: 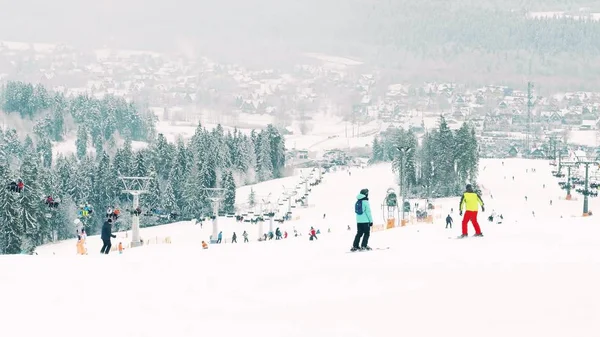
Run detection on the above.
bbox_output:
[355,193,373,224]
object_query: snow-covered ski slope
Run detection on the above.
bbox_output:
[3,158,600,337]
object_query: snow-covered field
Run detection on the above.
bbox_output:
[3,158,600,337]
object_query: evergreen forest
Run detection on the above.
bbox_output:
[371,117,480,199]
[0,81,286,254]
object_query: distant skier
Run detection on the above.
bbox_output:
[309,227,318,240]
[217,231,223,244]
[243,231,249,243]
[232,232,237,243]
[100,219,116,254]
[458,184,485,238]
[550,200,552,206]
[352,188,373,251]
[445,214,453,229]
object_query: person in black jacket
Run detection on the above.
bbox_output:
[100,219,117,254]
[445,214,453,229]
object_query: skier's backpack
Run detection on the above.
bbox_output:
[355,200,364,215]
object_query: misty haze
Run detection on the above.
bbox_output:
[1,1,600,336]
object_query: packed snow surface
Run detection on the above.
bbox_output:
[2,158,600,337]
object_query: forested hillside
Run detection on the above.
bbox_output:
[2,0,597,88]
[0,81,155,149]
[0,81,286,254]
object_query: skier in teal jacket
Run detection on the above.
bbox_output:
[352,188,373,251]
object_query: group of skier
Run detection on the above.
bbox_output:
[351,183,486,250]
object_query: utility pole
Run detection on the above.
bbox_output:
[526,81,534,156]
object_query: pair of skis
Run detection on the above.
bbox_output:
[347,247,390,253]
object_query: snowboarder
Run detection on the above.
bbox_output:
[458,184,485,238]
[352,188,373,251]
[243,231,249,243]
[100,219,116,254]
[445,214,453,229]
[232,232,237,243]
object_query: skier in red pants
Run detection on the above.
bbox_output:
[458,184,485,238]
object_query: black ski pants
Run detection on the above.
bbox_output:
[100,239,112,254]
[353,223,370,248]
[446,220,452,228]
[232,237,237,243]
[244,237,248,243]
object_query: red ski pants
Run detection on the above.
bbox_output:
[461,211,482,235]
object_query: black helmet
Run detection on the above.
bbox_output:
[360,188,369,196]
[466,184,473,192]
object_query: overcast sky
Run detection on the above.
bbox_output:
[0,0,351,52]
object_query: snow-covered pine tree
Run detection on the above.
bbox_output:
[69,157,95,208]
[133,150,148,177]
[0,163,22,254]
[435,117,457,196]
[265,124,285,178]
[152,133,174,180]
[418,131,436,197]
[454,123,472,187]
[256,132,274,181]
[93,152,119,212]
[143,164,161,210]
[168,145,189,211]
[212,124,232,170]
[75,125,88,160]
[244,134,257,183]
[248,188,256,208]
[113,137,133,176]
[4,128,22,160]
[371,137,383,163]
[181,162,203,219]
[174,138,190,176]
[221,170,236,213]
[18,149,47,246]
[55,155,74,198]
[404,129,419,189]
[161,178,179,215]
[36,137,53,168]
[40,166,77,241]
